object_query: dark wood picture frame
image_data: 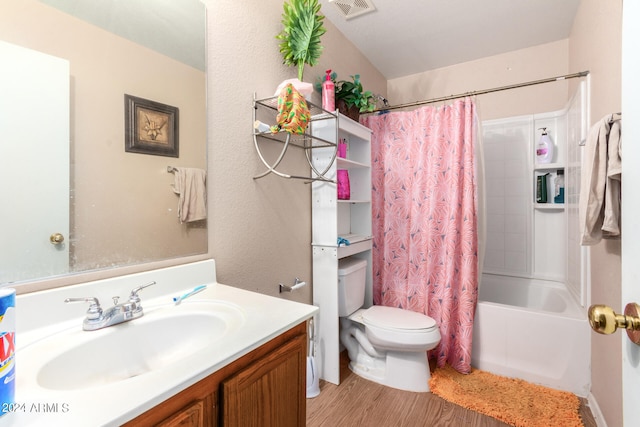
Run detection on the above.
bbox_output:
[125,94,179,157]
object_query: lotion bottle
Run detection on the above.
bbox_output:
[322,69,335,112]
[536,128,554,164]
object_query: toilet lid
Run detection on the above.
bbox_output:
[362,305,437,330]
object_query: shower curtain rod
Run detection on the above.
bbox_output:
[368,71,590,114]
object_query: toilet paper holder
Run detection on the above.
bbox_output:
[279,278,307,293]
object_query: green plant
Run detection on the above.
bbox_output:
[276,0,326,82]
[335,74,376,113]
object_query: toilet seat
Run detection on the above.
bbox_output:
[362,305,437,331]
[358,305,440,351]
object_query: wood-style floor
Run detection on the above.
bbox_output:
[307,352,597,427]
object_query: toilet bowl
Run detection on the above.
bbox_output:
[340,306,441,392]
[337,257,441,392]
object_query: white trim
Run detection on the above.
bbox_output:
[588,392,608,427]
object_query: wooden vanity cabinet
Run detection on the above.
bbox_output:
[221,331,306,426]
[123,322,307,427]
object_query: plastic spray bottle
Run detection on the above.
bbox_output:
[322,69,335,112]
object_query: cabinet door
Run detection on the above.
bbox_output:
[221,334,306,427]
[156,393,218,427]
[157,399,206,427]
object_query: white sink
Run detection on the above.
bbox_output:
[20,301,245,391]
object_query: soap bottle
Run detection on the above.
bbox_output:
[322,69,335,112]
[536,128,554,164]
[338,138,347,158]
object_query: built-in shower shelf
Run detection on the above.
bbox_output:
[534,162,564,171]
[534,203,565,210]
[534,165,565,207]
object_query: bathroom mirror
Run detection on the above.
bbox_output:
[0,0,207,285]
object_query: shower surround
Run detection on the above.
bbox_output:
[473,83,589,394]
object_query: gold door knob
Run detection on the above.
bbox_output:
[588,303,640,344]
[49,233,65,245]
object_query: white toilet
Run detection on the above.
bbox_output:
[338,257,441,392]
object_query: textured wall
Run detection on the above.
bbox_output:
[569,1,623,426]
[387,40,570,120]
[204,0,386,303]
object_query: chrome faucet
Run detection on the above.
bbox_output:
[65,281,156,331]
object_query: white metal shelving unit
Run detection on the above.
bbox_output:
[252,94,338,182]
[310,113,373,385]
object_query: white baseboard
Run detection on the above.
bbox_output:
[588,393,608,427]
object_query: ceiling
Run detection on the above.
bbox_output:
[319,0,581,80]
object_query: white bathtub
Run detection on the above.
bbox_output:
[471,273,590,397]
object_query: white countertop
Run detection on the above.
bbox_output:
[0,261,317,426]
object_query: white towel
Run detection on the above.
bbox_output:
[171,167,207,223]
[579,114,621,245]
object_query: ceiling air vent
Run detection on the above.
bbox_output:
[329,0,376,20]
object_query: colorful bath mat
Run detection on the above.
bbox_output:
[429,365,583,427]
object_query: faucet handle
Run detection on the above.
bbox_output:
[64,297,103,320]
[129,281,156,302]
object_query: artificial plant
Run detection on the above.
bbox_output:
[276,0,326,82]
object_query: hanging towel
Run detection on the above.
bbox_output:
[171,167,207,223]
[579,114,622,245]
[270,83,310,135]
[603,118,622,237]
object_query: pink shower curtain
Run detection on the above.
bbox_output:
[361,98,479,374]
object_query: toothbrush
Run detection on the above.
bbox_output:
[173,285,207,305]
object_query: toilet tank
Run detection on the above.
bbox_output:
[337,257,367,316]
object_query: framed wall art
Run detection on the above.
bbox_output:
[125,94,179,157]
